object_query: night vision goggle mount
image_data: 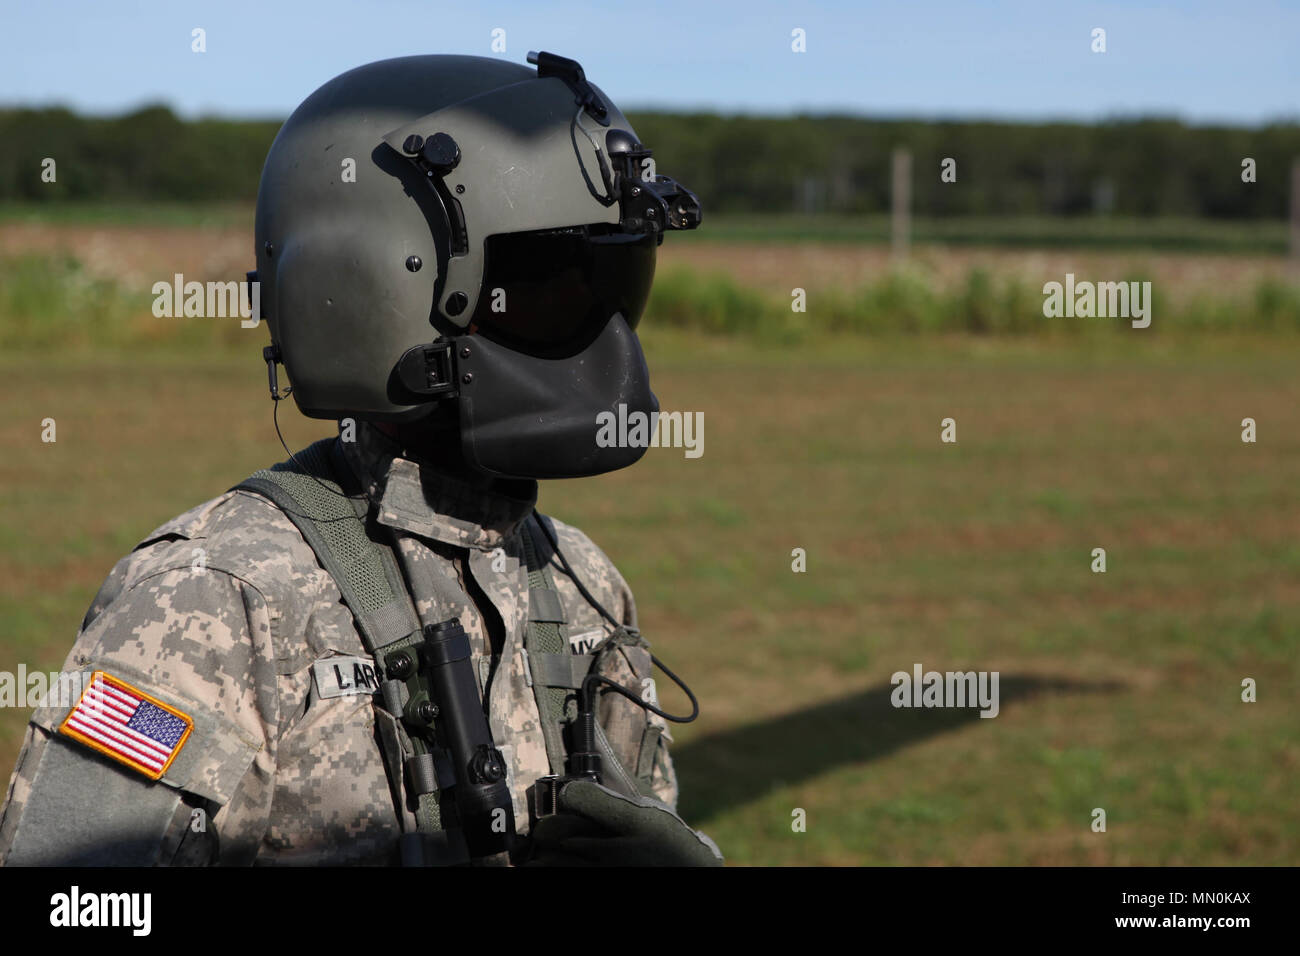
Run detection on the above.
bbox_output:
[602,126,702,236]
[397,51,701,243]
[528,50,702,236]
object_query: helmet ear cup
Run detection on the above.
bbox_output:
[273,226,438,420]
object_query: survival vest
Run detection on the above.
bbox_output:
[231,438,654,865]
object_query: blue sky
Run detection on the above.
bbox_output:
[1,0,1296,124]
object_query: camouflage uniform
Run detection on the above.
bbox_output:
[0,421,675,865]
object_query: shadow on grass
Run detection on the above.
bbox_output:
[673,673,1125,823]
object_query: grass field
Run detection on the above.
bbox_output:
[1,332,1296,864]
[2,217,1299,351]
[0,214,1297,864]
[1,202,1291,253]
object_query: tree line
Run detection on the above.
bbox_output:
[2,105,1296,219]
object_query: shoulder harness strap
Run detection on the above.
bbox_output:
[229,439,452,863]
[519,515,576,779]
[520,515,645,797]
[521,516,663,799]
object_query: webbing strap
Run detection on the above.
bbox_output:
[528,587,565,623]
[530,652,593,689]
[234,439,420,654]
[635,724,665,785]
[520,516,572,777]
[519,517,651,798]
[415,792,441,833]
[229,440,439,852]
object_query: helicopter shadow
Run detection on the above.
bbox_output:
[672,673,1125,823]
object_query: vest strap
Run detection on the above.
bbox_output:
[520,516,574,778]
[527,587,566,624]
[231,440,449,861]
[530,652,594,690]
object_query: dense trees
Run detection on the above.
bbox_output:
[2,105,1296,219]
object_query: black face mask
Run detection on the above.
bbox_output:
[395,313,659,480]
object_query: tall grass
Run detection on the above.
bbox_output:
[2,252,1299,352]
[646,265,1300,341]
[0,253,254,352]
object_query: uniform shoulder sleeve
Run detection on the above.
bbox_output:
[0,490,326,865]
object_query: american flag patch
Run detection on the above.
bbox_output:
[59,671,193,780]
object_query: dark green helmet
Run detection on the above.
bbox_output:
[254,51,701,466]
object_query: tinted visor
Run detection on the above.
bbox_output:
[470,226,656,351]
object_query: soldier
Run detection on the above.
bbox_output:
[0,52,720,866]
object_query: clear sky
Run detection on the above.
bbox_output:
[1,0,1296,125]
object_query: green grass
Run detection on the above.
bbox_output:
[0,253,258,352]
[646,264,1300,340]
[1,336,1297,864]
[669,214,1291,255]
[0,200,254,228]
[0,203,1288,254]
[0,211,1295,863]
[4,251,1299,353]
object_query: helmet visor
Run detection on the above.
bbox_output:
[470,226,656,352]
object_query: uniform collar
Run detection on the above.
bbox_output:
[338,420,537,550]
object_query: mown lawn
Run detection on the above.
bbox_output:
[2,333,1296,864]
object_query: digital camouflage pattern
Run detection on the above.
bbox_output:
[0,421,675,865]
